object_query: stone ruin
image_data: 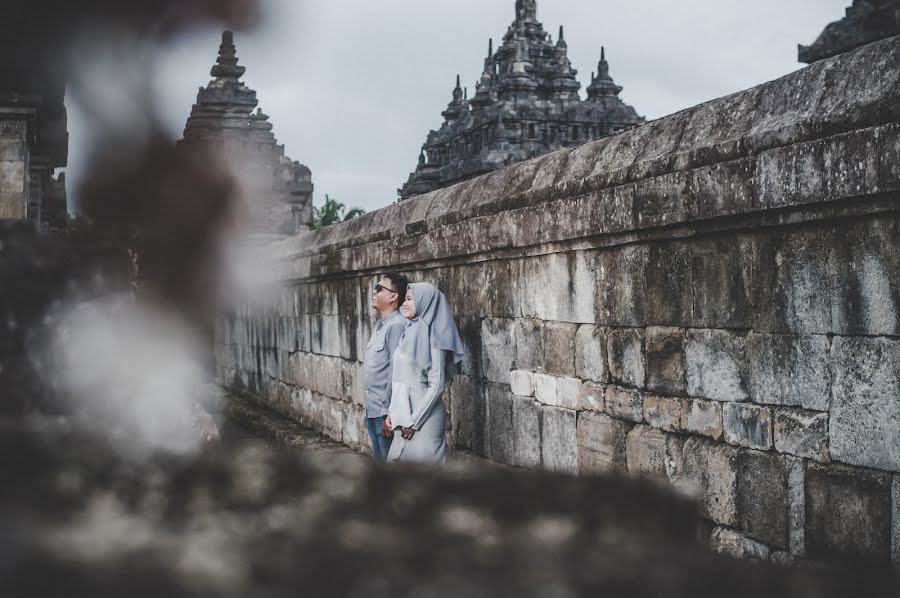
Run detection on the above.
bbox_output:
[221,20,900,568]
[0,87,68,231]
[180,31,314,239]
[399,0,643,199]
[799,0,900,63]
[2,1,900,595]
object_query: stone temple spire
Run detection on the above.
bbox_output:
[516,0,537,20]
[587,46,623,100]
[442,75,466,121]
[398,0,643,200]
[210,31,246,81]
[180,31,314,237]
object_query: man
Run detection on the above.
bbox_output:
[363,272,409,461]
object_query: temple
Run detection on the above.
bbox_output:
[180,31,313,237]
[0,85,68,231]
[399,0,643,199]
[799,0,900,63]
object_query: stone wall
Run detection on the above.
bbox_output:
[216,36,900,563]
[0,117,30,219]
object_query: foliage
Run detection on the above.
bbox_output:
[313,195,366,229]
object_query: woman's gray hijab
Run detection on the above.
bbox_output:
[399,282,465,381]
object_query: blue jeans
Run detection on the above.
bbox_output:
[366,416,392,461]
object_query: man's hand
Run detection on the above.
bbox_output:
[381,415,394,439]
[401,427,415,440]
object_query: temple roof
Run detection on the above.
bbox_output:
[399,0,643,200]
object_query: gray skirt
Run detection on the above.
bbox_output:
[386,404,446,464]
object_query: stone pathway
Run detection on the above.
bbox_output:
[206,386,367,463]
[206,386,496,467]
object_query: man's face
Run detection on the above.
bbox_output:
[371,277,399,313]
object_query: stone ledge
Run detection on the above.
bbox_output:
[268,37,900,277]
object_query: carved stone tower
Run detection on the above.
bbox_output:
[180,31,313,238]
[399,0,643,200]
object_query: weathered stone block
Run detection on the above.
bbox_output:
[342,405,365,451]
[0,138,24,161]
[319,395,345,442]
[773,408,828,462]
[805,462,892,561]
[577,381,605,412]
[893,475,900,564]
[318,316,342,357]
[831,336,900,472]
[533,373,558,407]
[674,438,739,527]
[625,425,685,481]
[481,318,516,384]
[518,254,573,321]
[753,229,833,334]
[690,236,755,329]
[555,377,581,411]
[633,170,692,230]
[690,157,755,219]
[456,315,482,379]
[574,324,608,383]
[511,395,542,469]
[541,406,577,474]
[485,384,514,465]
[450,375,486,455]
[604,386,643,423]
[831,218,900,337]
[878,124,900,193]
[513,319,544,372]
[543,321,577,376]
[642,395,684,433]
[757,130,877,210]
[786,456,806,557]
[709,527,770,560]
[736,450,788,549]
[510,370,534,397]
[681,399,723,440]
[0,160,25,193]
[595,245,646,327]
[643,241,692,327]
[607,328,645,388]
[532,375,578,411]
[296,314,312,353]
[747,333,830,411]
[723,403,772,450]
[685,329,749,402]
[645,327,687,396]
[577,412,631,476]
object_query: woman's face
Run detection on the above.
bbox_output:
[401,290,417,320]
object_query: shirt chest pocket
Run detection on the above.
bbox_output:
[367,337,386,356]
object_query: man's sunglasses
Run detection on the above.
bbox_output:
[374,284,397,294]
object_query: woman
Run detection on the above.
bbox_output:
[385,282,465,464]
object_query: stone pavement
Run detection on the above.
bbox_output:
[207,386,493,468]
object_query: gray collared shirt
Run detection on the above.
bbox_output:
[364,310,406,419]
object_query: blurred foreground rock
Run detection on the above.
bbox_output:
[1,417,898,597]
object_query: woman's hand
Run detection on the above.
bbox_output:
[401,427,416,440]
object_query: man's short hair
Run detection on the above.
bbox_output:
[381,272,409,306]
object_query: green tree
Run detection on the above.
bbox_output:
[313,195,365,229]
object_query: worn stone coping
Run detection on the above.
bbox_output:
[267,35,900,274]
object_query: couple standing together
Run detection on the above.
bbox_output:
[363,273,464,464]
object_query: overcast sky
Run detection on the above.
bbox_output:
[66,0,848,214]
